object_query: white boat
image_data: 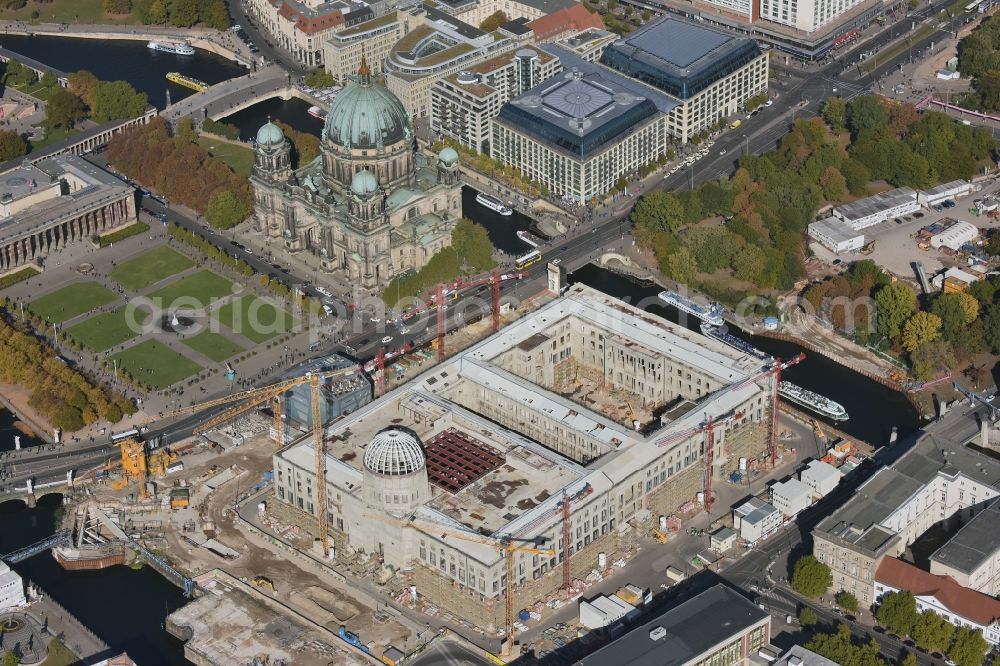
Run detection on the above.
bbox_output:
[147,40,195,56]
[657,290,724,326]
[307,105,327,120]
[476,192,512,216]
[779,381,849,421]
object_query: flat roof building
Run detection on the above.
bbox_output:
[799,459,842,498]
[577,585,770,666]
[930,220,978,252]
[770,478,811,517]
[733,497,781,544]
[832,187,919,230]
[580,594,640,629]
[272,284,776,631]
[807,216,866,254]
[918,180,971,206]
[930,499,1000,596]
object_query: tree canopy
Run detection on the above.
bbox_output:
[947,627,989,666]
[0,130,27,163]
[875,591,919,637]
[791,555,832,597]
[92,80,149,122]
[806,623,887,666]
[479,10,509,31]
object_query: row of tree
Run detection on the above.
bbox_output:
[957,11,1000,111]
[108,117,251,229]
[382,218,496,307]
[876,591,988,665]
[120,0,230,30]
[0,307,135,431]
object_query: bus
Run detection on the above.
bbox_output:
[965,0,982,11]
[110,428,140,443]
[515,250,542,270]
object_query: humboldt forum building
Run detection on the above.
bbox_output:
[271,284,777,629]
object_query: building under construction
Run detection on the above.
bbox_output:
[271,284,778,630]
[281,353,372,433]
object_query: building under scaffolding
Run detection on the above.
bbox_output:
[282,353,372,432]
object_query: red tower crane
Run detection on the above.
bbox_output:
[556,483,594,591]
[375,346,386,397]
[436,283,446,363]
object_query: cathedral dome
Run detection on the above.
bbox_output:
[323,55,411,150]
[351,169,379,197]
[364,429,425,476]
[256,120,284,146]
[438,147,459,166]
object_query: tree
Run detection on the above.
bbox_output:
[875,282,917,341]
[103,0,132,14]
[479,10,509,31]
[822,97,848,132]
[875,591,919,637]
[169,0,200,26]
[451,217,495,272]
[947,627,988,666]
[931,292,978,350]
[791,555,832,598]
[900,652,917,666]
[733,244,768,284]
[911,610,954,652]
[911,339,955,381]
[798,606,818,627]
[665,247,698,284]
[632,191,686,234]
[835,590,859,613]
[304,68,335,88]
[205,191,247,230]
[174,117,197,145]
[807,624,887,666]
[847,96,890,138]
[984,303,1000,353]
[68,70,100,110]
[0,130,27,162]
[819,165,847,201]
[2,650,17,666]
[92,80,148,122]
[45,88,86,129]
[901,311,942,353]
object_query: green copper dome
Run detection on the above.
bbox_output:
[323,61,411,150]
[256,120,284,146]
[439,147,459,165]
[351,169,379,197]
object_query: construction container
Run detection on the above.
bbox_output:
[615,585,643,605]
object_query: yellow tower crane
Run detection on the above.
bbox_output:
[369,514,554,657]
[161,366,358,557]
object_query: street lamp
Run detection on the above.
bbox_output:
[743,134,750,155]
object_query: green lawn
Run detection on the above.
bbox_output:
[110,340,201,390]
[40,637,78,666]
[66,306,149,352]
[29,124,80,152]
[7,79,61,102]
[149,270,235,309]
[215,296,297,343]
[29,281,118,323]
[181,330,245,362]
[1,0,141,23]
[197,137,254,177]
[111,245,194,291]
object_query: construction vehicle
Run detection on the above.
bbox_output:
[252,576,276,593]
[650,528,669,544]
[160,366,359,558]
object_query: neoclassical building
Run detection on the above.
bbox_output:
[251,57,463,290]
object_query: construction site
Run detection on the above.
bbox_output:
[49,276,814,664]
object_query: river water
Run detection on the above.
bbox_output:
[0,34,246,109]
[0,495,190,665]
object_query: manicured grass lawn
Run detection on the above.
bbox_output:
[197,137,254,177]
[28,124,79,151]
[7,79,61,102]
[111,245,194,291]
[181,330,245,363]
[149,270,235,309]
[40,637,78,666]
[29,281,118,323]
[215,296,297,343]
[0,265,39,291]
[66,306,150,352]
[110,340,201,390]
[1,0,140,24]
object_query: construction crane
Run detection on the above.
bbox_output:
[953,381,999,421]
[161,366,358,557]
[652,354,806,513]
[369,514,554,655]
[556,483,593,591]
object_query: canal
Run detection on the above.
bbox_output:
[0,495,190,665]
[0,407,42,453]
[568,263,921,447]
[0,34,246,109]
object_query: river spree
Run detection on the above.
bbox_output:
[0,34,245,109]
[0,495,190,665]
[569,263,921,447]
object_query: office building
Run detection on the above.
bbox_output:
[799,459,842,498]
[807,216,866,254]
[875,557,1000,645]
[323,8,421,84]
[385,6,524,118]
[813,430,1000,604]
[431,46,561,152]
[770,478,811,517]
[930,499,1000,597]
[246,0,377,67]
[557,28,618,62]
[733,497,781,544]
[831,187,919,230]
[272,284,777,629]
[577,585,770,666]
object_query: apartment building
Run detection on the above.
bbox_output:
[431,46,560,152]
[246,0,378,67]
[324,7,424,83]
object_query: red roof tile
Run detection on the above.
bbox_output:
[527,4,605,42]
[296,10,344,33]
[875,558,1000,626]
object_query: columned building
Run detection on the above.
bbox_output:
[251,58,463,290]
[0,155,137,274]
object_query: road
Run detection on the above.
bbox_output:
[407,640,493,666]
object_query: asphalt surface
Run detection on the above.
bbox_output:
[410,641,493,666]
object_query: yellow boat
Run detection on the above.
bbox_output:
[165,71,208,92]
